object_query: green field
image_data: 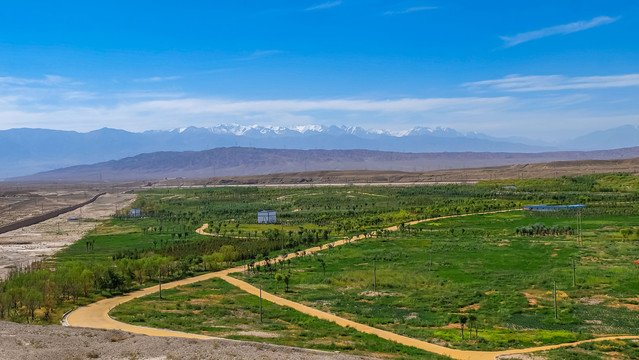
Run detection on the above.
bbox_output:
[1,184,520,324]
[111,277,447,360]
[228,210,639,350]
[3,174,639,358]
[531,339,639,359]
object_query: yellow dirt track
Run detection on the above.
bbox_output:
[67,209,639,359]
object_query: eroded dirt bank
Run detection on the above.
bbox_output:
[0,192,135,278]
[0,321,368,360]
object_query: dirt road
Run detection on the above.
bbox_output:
[195,223,250,239]
[67,209,639,360]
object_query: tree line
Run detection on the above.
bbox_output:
[516,223,574,236]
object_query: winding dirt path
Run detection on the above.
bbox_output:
[195,223,251,239]
[67,209,639,359]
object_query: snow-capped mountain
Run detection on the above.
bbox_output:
[172,124,476,139]
[0,124,563,178]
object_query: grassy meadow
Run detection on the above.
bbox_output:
[530,339,639,359]
[230,209,639,350]
[111,277,448,360]
[3,173,639,358]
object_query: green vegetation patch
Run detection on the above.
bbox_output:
[3,173,639,359]
[532,339,639,360]
[111,277,448,360]
[233,210,639,351]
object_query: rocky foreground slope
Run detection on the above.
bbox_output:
[0,321,369,360]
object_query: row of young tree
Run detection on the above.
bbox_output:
[0,244,240,323]
[136,186,525,233]
[515,223,573,236]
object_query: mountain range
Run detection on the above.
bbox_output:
[2,124,639,179]
[14,146,639,182]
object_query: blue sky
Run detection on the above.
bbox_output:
[0,0,637,140]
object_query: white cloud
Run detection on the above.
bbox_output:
[500,16,619,47]
[464,74,639,92]
[0,75,70,87]
[305,1,341,11]
[0,94,512,132]
[0,74,514,132]
[239,50,284,61]
[133,76,182,83]
[112,91,188,99]
[1,73,637,141]
[0,74,91,109]
[122,97,510,114]
[58,91,98,101]
[384,6,437,16]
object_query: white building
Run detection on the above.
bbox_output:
[258,210,276,224]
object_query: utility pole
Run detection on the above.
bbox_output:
[572,258,577,287]
[553,281,558,320]
[259,285,263,323]
[429,248,433,271]
[577,211,582,245]
[373,259,377,294]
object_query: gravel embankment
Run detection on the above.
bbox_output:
[0,321,371,360]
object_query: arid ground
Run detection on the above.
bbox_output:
[0,191,135,278]
[0,321,367,360]
[153,157,639,187]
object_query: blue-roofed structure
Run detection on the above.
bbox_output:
[523,204,585,212]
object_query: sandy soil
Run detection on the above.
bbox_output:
[0,189,93,227]
[0,321,367,360]
[152,157,639,187]
[0,192,135,278]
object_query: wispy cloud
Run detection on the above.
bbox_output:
[238,50,284,61]
[500,16,619,47]
[112,91,188,99]
[124,97,510,114]
[384,6,437,16]
[0,75,90,108]
[0,73,513,130]
[0,75,70,87]
[305,1,342,11]
[464,74,639,92]
[133,76,182,83]
[0,86,512,131]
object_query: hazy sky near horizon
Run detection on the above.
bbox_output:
[0,1,638,140]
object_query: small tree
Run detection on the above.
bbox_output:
[79,269,95,297]
[23,289,43,322]
[284,273,291,292]
[460,315,468,341]
[274,272,284,291]
[43,279,58,321]
[468,314,477,339]
[0,292,9,319]
[317,258,326,278]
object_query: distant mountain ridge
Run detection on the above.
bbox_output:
[2,124,638,179]
[567,125,639,150]
[15,146,639,182]
[0,125,550,178]
[177,124,471,137]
